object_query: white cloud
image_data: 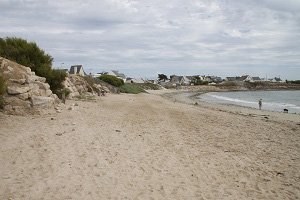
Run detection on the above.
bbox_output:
[0,0,300,79]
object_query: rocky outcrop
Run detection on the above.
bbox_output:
[63,75,92,98]
[0,57,58,115]
[63,75,111,98]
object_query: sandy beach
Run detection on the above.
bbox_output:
[1,91,300,199]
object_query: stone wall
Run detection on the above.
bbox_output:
[0,57,59,115]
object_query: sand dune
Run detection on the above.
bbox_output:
[1,92,299,199]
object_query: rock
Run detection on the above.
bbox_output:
[45,89,53,96]
[23,66,31,74]
[7,85,30,95]
[10,78,26,84]
[35,81,50,90]
[39,89,53,97]
[16,92,29,100]
[30,96,55,108]
[25,75,46,84]
[68,106,74,110]
[4,97,32,109]
[7,66,13,72]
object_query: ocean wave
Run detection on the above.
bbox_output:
[207,94,256,105]
[206,94,300,110]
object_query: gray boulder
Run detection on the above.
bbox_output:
[7,85,30,95]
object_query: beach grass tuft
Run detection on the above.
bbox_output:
[119,84,146,94]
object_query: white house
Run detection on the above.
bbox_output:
[69,65,86,76]
[170,75,191,85]
[126,77,145,84]
[109,70,127,82]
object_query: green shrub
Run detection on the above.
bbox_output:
[194,80,209,85]
[132,83,161,90]
[288,80,300,84]
[47,69,67,95]
[0,37,66,96]
[98,75,124,87]
[55,88,71,99]
[219,81,238,87]
[119,84,146,94]
[244,81,268,88]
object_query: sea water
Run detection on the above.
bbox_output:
[198,90,300,114]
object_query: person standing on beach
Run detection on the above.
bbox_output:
[258,99,262,110]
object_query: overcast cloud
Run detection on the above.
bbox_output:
[1,0,300,79]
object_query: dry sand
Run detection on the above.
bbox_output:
[0,91,300,199]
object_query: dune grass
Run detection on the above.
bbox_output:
[119,84,146,94]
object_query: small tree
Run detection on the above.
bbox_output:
[0,37,66,96]
[158,74,168,81]
[98,75,124,87]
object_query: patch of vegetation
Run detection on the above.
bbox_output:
[190,77,209,85]
[0,37,67,96]
[98,75,124,87]
[55,88,71,99]
[287,80,300,84]
[119,84,146,94]
[132,83,161,90]
[244,81,273,89]
[219,81,238,87]
[158,74,168,81]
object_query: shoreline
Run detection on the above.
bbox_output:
[151,89,300,123]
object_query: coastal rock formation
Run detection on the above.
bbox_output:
[63,75,111,98]
[0,57,58,114]
[63,75,93,98]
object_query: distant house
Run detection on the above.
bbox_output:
[69,65,86,76]
[109,70,126,82]
[270,77,283,83]
[225,77,237,82]
[225,75,253,82]
[93,71,108,78]
[239,75,253,82]
[145,79,158,84]
[252,77,261,82]
[208,76,223,83]
[126,77,145,84]
[170,75,191,85]
[182,76,191,85]
[202,76,212,82]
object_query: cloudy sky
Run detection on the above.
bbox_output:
[1,0,300,79]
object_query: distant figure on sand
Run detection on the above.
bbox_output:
[258,99,262,110]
